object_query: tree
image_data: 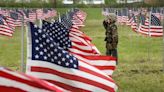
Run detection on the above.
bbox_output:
[50,0,57,7]
[73,0,81,4]
[105,0,116,5]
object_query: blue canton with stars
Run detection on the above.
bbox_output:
[0,14,6,25]
[29,22,78,69]
[42,20,72,50]
[57,15,73,30]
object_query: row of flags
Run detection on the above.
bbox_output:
[0,8,57,37]
[0,9,118,92]
[102,8,164,37]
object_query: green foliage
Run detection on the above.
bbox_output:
[0,1,163,8]
[105,0,116,5]
[0,2,55,8]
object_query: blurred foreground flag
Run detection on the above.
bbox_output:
[0,67,64,92]
[26,22,118,92]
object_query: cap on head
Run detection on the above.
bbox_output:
[106,13,117,23]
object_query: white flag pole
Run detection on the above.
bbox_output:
[58,13,61,22]
[21,9,25,72]
[66,11,68,19]
[162,8,164,71]
[148,8,152,37]
[147,8,152,62]
[39,19,42,28]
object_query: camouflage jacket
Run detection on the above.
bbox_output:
[103,20,118,49]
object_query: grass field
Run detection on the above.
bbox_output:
[0,8,164,92]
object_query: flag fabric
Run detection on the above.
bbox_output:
[130,13,138,32]
[152,8,161,20]
[116,10,123,24]
[0,14,14,37]
[41,19,116,76]
[69,33,100,55]
[137,14,149,35]
[148,14,163,37]
[28,9,37,22]
[73,54,117,76]
[42,20,72,50]
[26,22,118,92]
[36,9,44,19]
[59,10,116,75]
[5,16,16,30]
[137,13,163,37]
[42,20,98,56]
[57,10,116,76]
[121,9,128,24]
[0,67,64,92]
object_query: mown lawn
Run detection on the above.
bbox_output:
[82,8,164,92]
[0,8,164,92]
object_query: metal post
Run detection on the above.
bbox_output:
[147,8,152,62]
[58,13,61,22]
[39,19,42,28]
[148,8,152,37]
[162,8,164,71]
[66,11,69,19]
[21,12,25,72]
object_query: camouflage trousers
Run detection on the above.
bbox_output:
[106,49,118,64]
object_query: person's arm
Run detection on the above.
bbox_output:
[111,25,118,48]
[103,20,108,30]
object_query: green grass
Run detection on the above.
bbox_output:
[0,27,27,70]
[81,8,164,92]
[0,8,164,92]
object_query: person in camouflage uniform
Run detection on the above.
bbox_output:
[103,14,118,60]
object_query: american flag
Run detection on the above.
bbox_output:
[137,14,149,35]
[121,9,128,24]
[26,22,117,92]
[41,20,115,76]
[76,10,87,21]
[152,8,161,20]
[65,10,100,54]
[73,54,117,76]
[42,20,72,50]
[0,67,64,92]
[14,9,23,27]
[69,32,99,55]
[72,11,85,27]
[5,14,16,30]
[116,10,123,24]
[130,14,138,32]
[149,14,163,37]
[42,10,115,76]
[28,9,37,22]
[36,9,44,19]
[138,13,163,37]
[60,15,73,29]
[60,11,115,75]
[0,14,14,37]
[23,9,30,19]
[9,11,19,20]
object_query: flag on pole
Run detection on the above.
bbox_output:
[0,67,64,92]
[26,22,118,92]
